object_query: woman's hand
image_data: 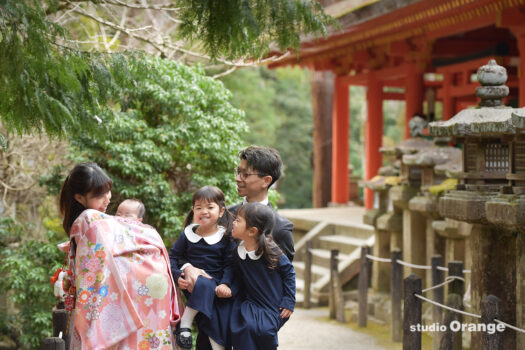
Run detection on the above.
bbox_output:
[280,308,293,319]
[215,284,232,298]
[178,273,190,290]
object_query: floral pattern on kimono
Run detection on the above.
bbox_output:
[66,209,181,350]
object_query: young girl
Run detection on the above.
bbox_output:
[169,186,236,350]
[60,163,181,349]
[230,202,296,350]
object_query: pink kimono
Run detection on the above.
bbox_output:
[64,209,181,350]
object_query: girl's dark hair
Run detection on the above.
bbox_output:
[183,186,233,234]
[237,202,282,269]
[59,162,113,235]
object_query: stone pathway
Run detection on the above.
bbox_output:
[278,308,389,350]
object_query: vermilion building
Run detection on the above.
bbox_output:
[268,0,525,209]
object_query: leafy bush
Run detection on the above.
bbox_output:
[69,56,247,242]
[0,218,65,349]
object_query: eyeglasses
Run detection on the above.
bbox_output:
[234,167,261,180]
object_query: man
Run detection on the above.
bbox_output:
[186,146,295,350]
[228,146,294,261]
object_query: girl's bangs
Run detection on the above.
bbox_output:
[193,186,223,205]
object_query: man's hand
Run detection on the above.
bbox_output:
[215,284,232,298]
[280,308,293,319]
[183,265,212,292]
[178,273,190,290]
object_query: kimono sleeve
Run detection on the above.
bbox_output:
[278,254,296,311]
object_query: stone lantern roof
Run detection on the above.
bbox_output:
[379,137,433,157]
[402,138,461,168]
[434,157,462,179]
[429,59,525,137]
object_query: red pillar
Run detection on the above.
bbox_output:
[405,63,424,138]
[519,35,525,107]
[365,74,383,209]
[331,76,350,203]
[442,72,455,120]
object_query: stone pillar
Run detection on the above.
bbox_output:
[516,232,525,349]
[403,209,426,280]
[390,207,403,251]
[364,74,383,209]
[373,229,391,292]
[331,76,349,204]
[425,217,436,287]
[470,224,516,350]
[310,71,333,207]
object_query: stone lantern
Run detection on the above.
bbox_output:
[383,129,433,278]
[363,165,400,292]
[403,138,462,286]
[429,59,525,350]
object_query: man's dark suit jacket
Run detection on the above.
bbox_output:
[195,202,295,350]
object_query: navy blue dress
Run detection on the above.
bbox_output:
[228,243,296,350]
[169,225,236,346]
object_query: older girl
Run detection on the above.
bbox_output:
[169,186,236,350]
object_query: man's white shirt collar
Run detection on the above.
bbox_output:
[184,224,225,245]
[242,196,269,206]
[237,241,262,260]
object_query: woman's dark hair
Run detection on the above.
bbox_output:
[183,186,233,234]
[237,202,282,269]
[59,162,113,235]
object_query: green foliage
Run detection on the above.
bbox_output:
[272,68,313,208]
[0,0,128,138]
[69,56,247,241]
[350,86,364,178]
[220,66,314,208]
[219,68,278,146]
[0,218,65,349]
[177,0,334,59]
[38,165,67,196]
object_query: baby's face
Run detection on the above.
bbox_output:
[116,201,141,221]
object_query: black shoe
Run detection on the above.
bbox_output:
[175,327,193,349]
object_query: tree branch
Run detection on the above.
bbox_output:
[101,0,182,12]
[212,66,237,79]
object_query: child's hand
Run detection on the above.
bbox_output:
[280,308,293,319]
[178,273,190,290]
[215,284,232,298]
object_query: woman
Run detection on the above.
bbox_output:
[59,162,181,349]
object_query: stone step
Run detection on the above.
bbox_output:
[333,224,374,239]
[293,261,330,283]
[317,235,369,254]
[309,248,350,269]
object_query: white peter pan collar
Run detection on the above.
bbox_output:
[237,241,262,260]
[184,224,225,245]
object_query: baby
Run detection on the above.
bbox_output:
[115,198,145,222]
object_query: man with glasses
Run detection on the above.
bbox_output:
[229,146,294,261]
[187,146,295,350]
